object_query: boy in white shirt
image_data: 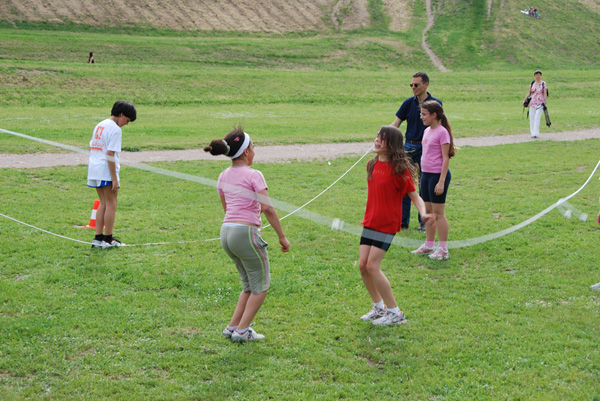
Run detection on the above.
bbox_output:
[87,101,137,248]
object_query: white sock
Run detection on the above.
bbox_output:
[388,307,400,314]
[236,327,249,334]
[374,300,385,309]
[227,326,237,332]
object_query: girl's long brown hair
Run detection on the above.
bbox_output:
[420,100,456,158]
[367,125,417,182]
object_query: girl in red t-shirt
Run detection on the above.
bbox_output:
[359,126,434,326]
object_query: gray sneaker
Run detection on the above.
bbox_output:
[360,305,387,321]
[590,282,600,291]
[372,310,407,326]
[231,328,265,342]
[222,327,235,339]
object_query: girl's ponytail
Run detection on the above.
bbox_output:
[440,114,456,159]
[204,140,230,156]
[204,128,246,158]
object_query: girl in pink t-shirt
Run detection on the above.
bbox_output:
[204,128,290,343]
[411,101,456,260]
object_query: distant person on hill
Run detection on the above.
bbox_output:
[523,70,548,138]
[87,100,137,249]
[391,71,442,231]
[204,128,290,343]
[528,7,534,16]
[534,9,540,18]
[88,52,94,64]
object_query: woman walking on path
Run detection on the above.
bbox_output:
[524,70,548,138]
[359,126,433,326]
[411,100,455,260]
[204,128,290,342]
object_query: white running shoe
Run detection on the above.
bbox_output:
[372,310,407,326]
[231,328,265,342]
[102,238,123,248]
[411,244,434,255]
[429,247,449,260]
[590,282,600,291]
[91,239,104,249]
[222,327,235,339]
[360,305,386,322]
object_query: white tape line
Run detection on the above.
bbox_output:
[3,128,600,249]
[0,212,220,246]
[0,213,91,245]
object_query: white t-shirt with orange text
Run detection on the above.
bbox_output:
[87,118,122,182]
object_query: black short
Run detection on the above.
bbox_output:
[360,227,395,252]
[420,171,451,204]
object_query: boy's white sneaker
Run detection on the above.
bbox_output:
[91,239,104,249]
[360,305,386,321]
[429,247,449,260]
[102,238,123,248]
[411,244,434,255]
[231,328,264,342]
[372,310,407,326]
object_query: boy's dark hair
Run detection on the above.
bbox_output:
[413,71,429,84]
[111,101,137,122]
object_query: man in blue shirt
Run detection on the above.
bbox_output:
[391,72,442,230]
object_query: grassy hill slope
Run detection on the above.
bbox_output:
[427,0,600,69]
[0,0,598,70]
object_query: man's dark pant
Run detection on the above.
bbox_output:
[402,142,423,227]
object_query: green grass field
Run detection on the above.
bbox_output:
[1,22,600,400]
[1,26,599,153]
[2,140,600,400]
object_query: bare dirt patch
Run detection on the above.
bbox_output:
[382,0,411,32]
[577,0,600,14]
[0,0,374,33]
[16,69,56,76]
[331,0,370,30]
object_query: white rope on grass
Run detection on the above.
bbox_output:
[0,127,373,246]
[264,145,374,228]
[2,128,600,250]
[0,213,91,245]
[0,212,221,247]
[1,127,374,246]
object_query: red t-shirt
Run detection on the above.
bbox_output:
[361,161,415,234]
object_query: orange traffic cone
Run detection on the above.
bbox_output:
[82,200,100,229]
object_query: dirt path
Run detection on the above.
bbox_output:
[422,0,450,72]
[2,128,599,169]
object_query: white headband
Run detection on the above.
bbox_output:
[221,140,230,156]
[229,132,251,159]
